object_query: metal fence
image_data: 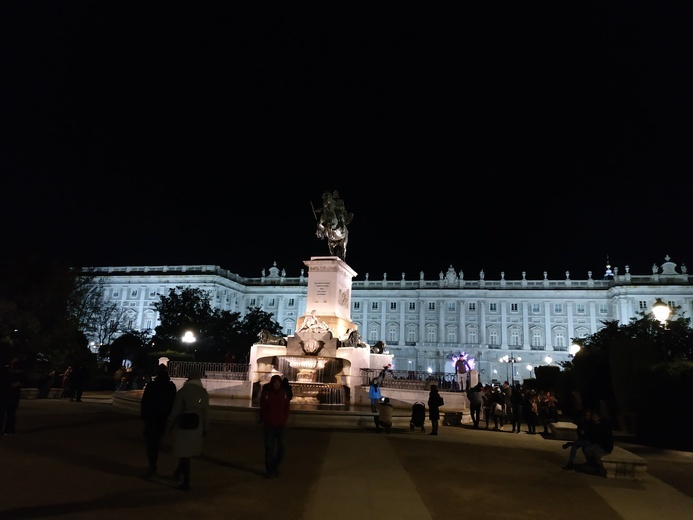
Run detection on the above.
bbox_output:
[360,368,460,392]
[167,362,460,392]
[167,361,250,381]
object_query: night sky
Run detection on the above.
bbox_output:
[3,4,692,281]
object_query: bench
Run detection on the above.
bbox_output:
[549,421,579,440]
[599,446,648,481]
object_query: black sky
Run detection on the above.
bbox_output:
[2,4,692,281]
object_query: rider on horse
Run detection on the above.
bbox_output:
[315,190,353,260]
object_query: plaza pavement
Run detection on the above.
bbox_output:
[1,391,692,520]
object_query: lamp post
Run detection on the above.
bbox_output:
[526,364,534,379]
[182,331,196,345]
[499,354,522,385]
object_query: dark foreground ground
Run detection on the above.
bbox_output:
[1,392,692,520]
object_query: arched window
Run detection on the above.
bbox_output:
[509,326,521,346]
[388,324,398,343]
[488,327,499,346]
[426,325,436,342]
[531,326,543,348]
[466,325,478,344]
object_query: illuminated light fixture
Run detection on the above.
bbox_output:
[652,298,671,325]
[569,343,581,357]
[182,331,196,344]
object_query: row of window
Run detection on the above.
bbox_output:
[351,301,608,314]
[117,289,672,318]
[360,323,589,348]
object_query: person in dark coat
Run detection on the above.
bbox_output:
[260,374,291,478]
[140,364,177,479]
[281,377,293,400]
[73,364,89,402]
[0,353,24,435]
[427,384,444,436]
[466,382,484,429]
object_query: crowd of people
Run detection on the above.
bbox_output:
[464,381,562,435]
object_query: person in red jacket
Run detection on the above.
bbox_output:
[260,374,291,478]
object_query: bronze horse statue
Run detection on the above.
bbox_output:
[315,190,353,260]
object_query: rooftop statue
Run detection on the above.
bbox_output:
[313,190,353,260]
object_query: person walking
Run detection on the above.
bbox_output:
[491,386,505,430]
[524,389,538,435]
[61,365,75,400]
[467,382,484,429]
[540,390,559,433]
[281,377,293,400]
[140,364,177,479]
[427,384,444,436]
[482,384,494,429]
[260,374,291,478]
[0,352,24,435]
[73,364,89,402]
[510,382,523,433]
[167,368,209,491]
[501,381,513,418]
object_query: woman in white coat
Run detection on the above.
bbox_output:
[167,368,210,491]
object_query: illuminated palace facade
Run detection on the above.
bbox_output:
[87,255,692,385]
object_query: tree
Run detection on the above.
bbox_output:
[227,307,284,362]
[567,308,693,445]
[152,287,217,351]
[0,252,93,372]
[152,288,282,363]
[91,301,128,348]
[68,273,128,348]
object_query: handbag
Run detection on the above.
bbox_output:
[494,403,503,415]
[177,412,199,430]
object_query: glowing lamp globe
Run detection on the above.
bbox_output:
[652,298,671,324]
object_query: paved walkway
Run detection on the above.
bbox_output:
[1,392,692,520]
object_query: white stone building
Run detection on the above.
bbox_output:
[86,255,691,385]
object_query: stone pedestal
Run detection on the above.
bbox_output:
[299,256,357,340]
[469,369,480,388]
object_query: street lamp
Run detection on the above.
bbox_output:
[652,298,671,325]
[544,355,553,365]
[526,364,534,378]
[499,354,522,385]
[569,342,581,357]
[182,331,196,344]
